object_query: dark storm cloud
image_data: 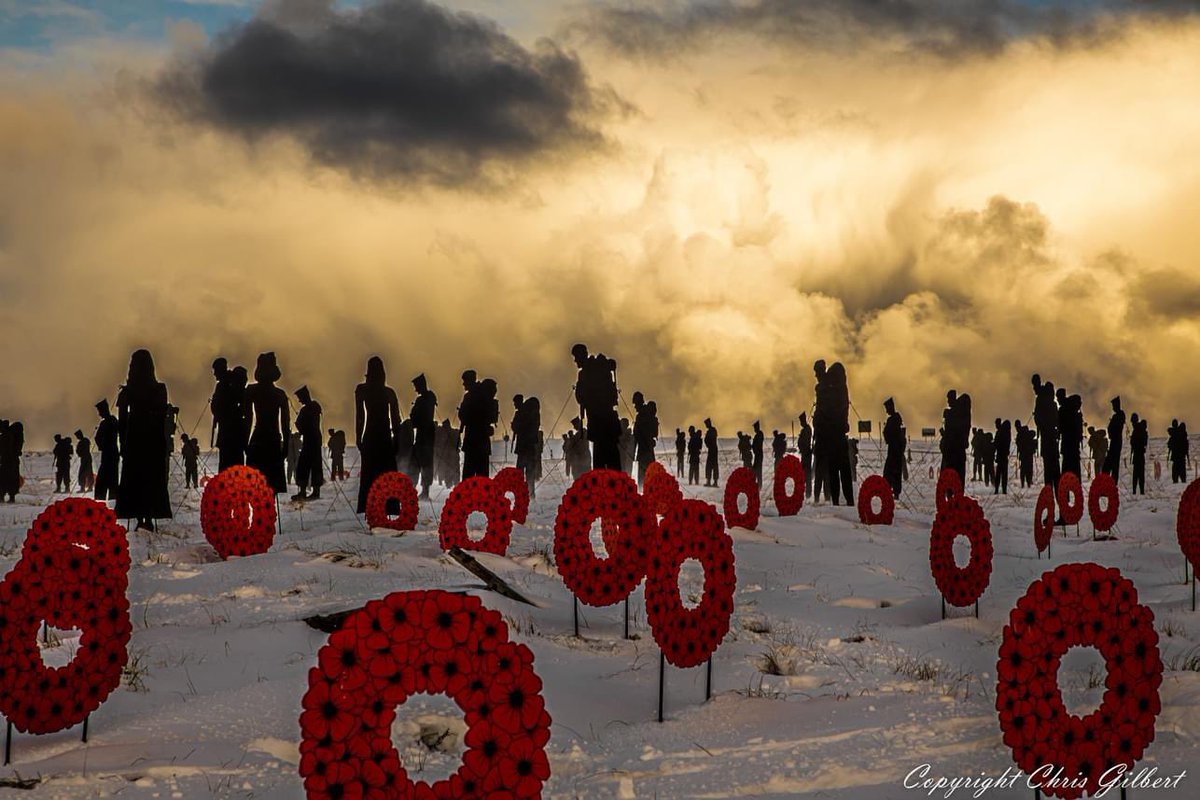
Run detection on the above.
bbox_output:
[577,0,1200,59]
[1131,267,1200,320]
[155,0,614,186]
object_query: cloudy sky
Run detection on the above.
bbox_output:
[4,0,1200,444]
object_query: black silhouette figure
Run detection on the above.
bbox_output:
[53,434,72,492]
[1168,419,1190,484]
[814,361,854,505]
[703,418,719,486]
[772,430,787,466]
[292,385,323,501]
[74,429,93,492]
[1087,426,1108,480]
[980,428,994,487]
[737,431,752,469]
[751,421,764,487]
[356,356,401,513]
[165,404,180,473]
[1130,413,1148,495]
[687,425,702,485]
[436,419,461,488]
[994,418,1011,495]
[458,370,497,480]
[1032,375,1060,489]
[287,431,301,486]
[811,363,829,502]
[410,374,438,499]
[328,428,346,480]
[0,420,22,503]
[94,399,119,501]
[243,352,290,495]
[675,428,686,477]
[514,396,541,498]
[1102,396,1125,480]
[210,358,248,471]
[572,344,621,471]
[797,412,814,498]
[115,349,172,530]
[1014,421,1036,488]
[566,416,591,479]
[181,434,200,489]
[883,397,905,496]
[1060,392,1084,481]
[971,427,983,482]
[632,392,659,488]
[941,390,971,486]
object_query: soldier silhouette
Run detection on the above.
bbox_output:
[244,352,290,495]
[210,357,246,470]
[458,370,494,479]
[74,429,94,492]
[994,418,1011,495]
[687,425,702,486]
[811,361,829,502]
[115,349,172,531]
[1102,396,1125,479]
[514,396,542,497]
[1032,375,1060,490]
[703,418,720,486]
[1087,426,1108,480]
[181,434,200,489]
[632,392,659,487]
[772,430,787,466]
[0,420,22,503]
[1060,393,1084,480]
[1168,419,1190,483]
[1014,421,1036,488]
[572,344,621,471]
[737,432,751,469]
[410,374,438,499]
[53,434,72,492]
[816,362,854,505]
[675,428,686,477]
[797,411,814,498]
[356,356,401,513]
[883,398,904,496]
[328,428,346,480]
[292,385,323,501]
[751,421,765,487]
[94,399,119,501]
[1130,413,1148,494]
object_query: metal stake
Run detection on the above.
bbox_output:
[81,714,89,743]
[705,657,713,701]
[4,720,10,765]
[623,597,630,640]
[657,651,666,723]
[573,596,580,638]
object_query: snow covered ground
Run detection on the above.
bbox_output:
[0,439,1197,798]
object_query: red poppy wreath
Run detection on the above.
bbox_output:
[643,462,683,517]
[200,465,278,559]
[996,563,1162,800]
[1177,478,1200,571]
[1056,472,1083,526]
[857,475,895,526]
[365,471,420,532]
[1088,472,1119,533]
[773,455,805,516]
[935,468,963,515]
[439,477,513,556]
[723,467,760,530]
[929,494,993,607]
[493,467,530,526]
[299,590,552,799]
[22,497,129,572]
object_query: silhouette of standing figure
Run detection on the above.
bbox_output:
[410,374,438,499]
[458,370,495,480]
[771,430,786,465]
[515,396,541,498]
[292,385,323,501]
[243,352,290,495]
[1087,426,1108,480]
[797,412,813,498]
[1060,393,1084,481]
[53,434,72,492]
[751,421,765,487]
[1014,421,1035,488]
[1179,422,1190,483]
[1102,396,1125,479]
[619,417,635,475]
[1168,419,1190,484]
[115,349,172,531]
[632,392,659,488]
[356,356,401,513]
[74,429,93,492]
[703,418,719,486]
[737,432,752,469]
[328,428,346,480]
[181,434,200,488]
[811,362,829,503]
[816,362,854,506]
[675,428,686,477]
[883,397,905,497]
[572,344,621,472]
[1130,413,1148,495]
[1032,375,1060,489]
[687,425,701,485]
[210,357,246,471]
[0,420,22,503]
[994,418,1011,495]
[94,399,119,501]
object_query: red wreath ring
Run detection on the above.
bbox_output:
[996,563,1162,800]
[1088,473,1120,533]
[645,500,736,668]
[299,590,552,800]
[22,497,129,572]
[553,469,653,607]
[857,475,895,526]
[935,468,962,514]
[365,471,420,532]
[1056,472,1083,526]
[929,494,993,607]
[773,455,805,516]
[0,543,131,734]
[1177,478,1200,571]
[723,467,760,530]
[643,463,683,517]
[200,465,278,559]
[439,477,513,556]
[1034,484,1055,554]
[493,467,530,526]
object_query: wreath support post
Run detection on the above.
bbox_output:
[657,650,665,723]
[276,496,281,537]
[81,714,89,744]
[4,720,9,766]
[624,597,630,640]
[705,657,713,701]
[573,596,580,638]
